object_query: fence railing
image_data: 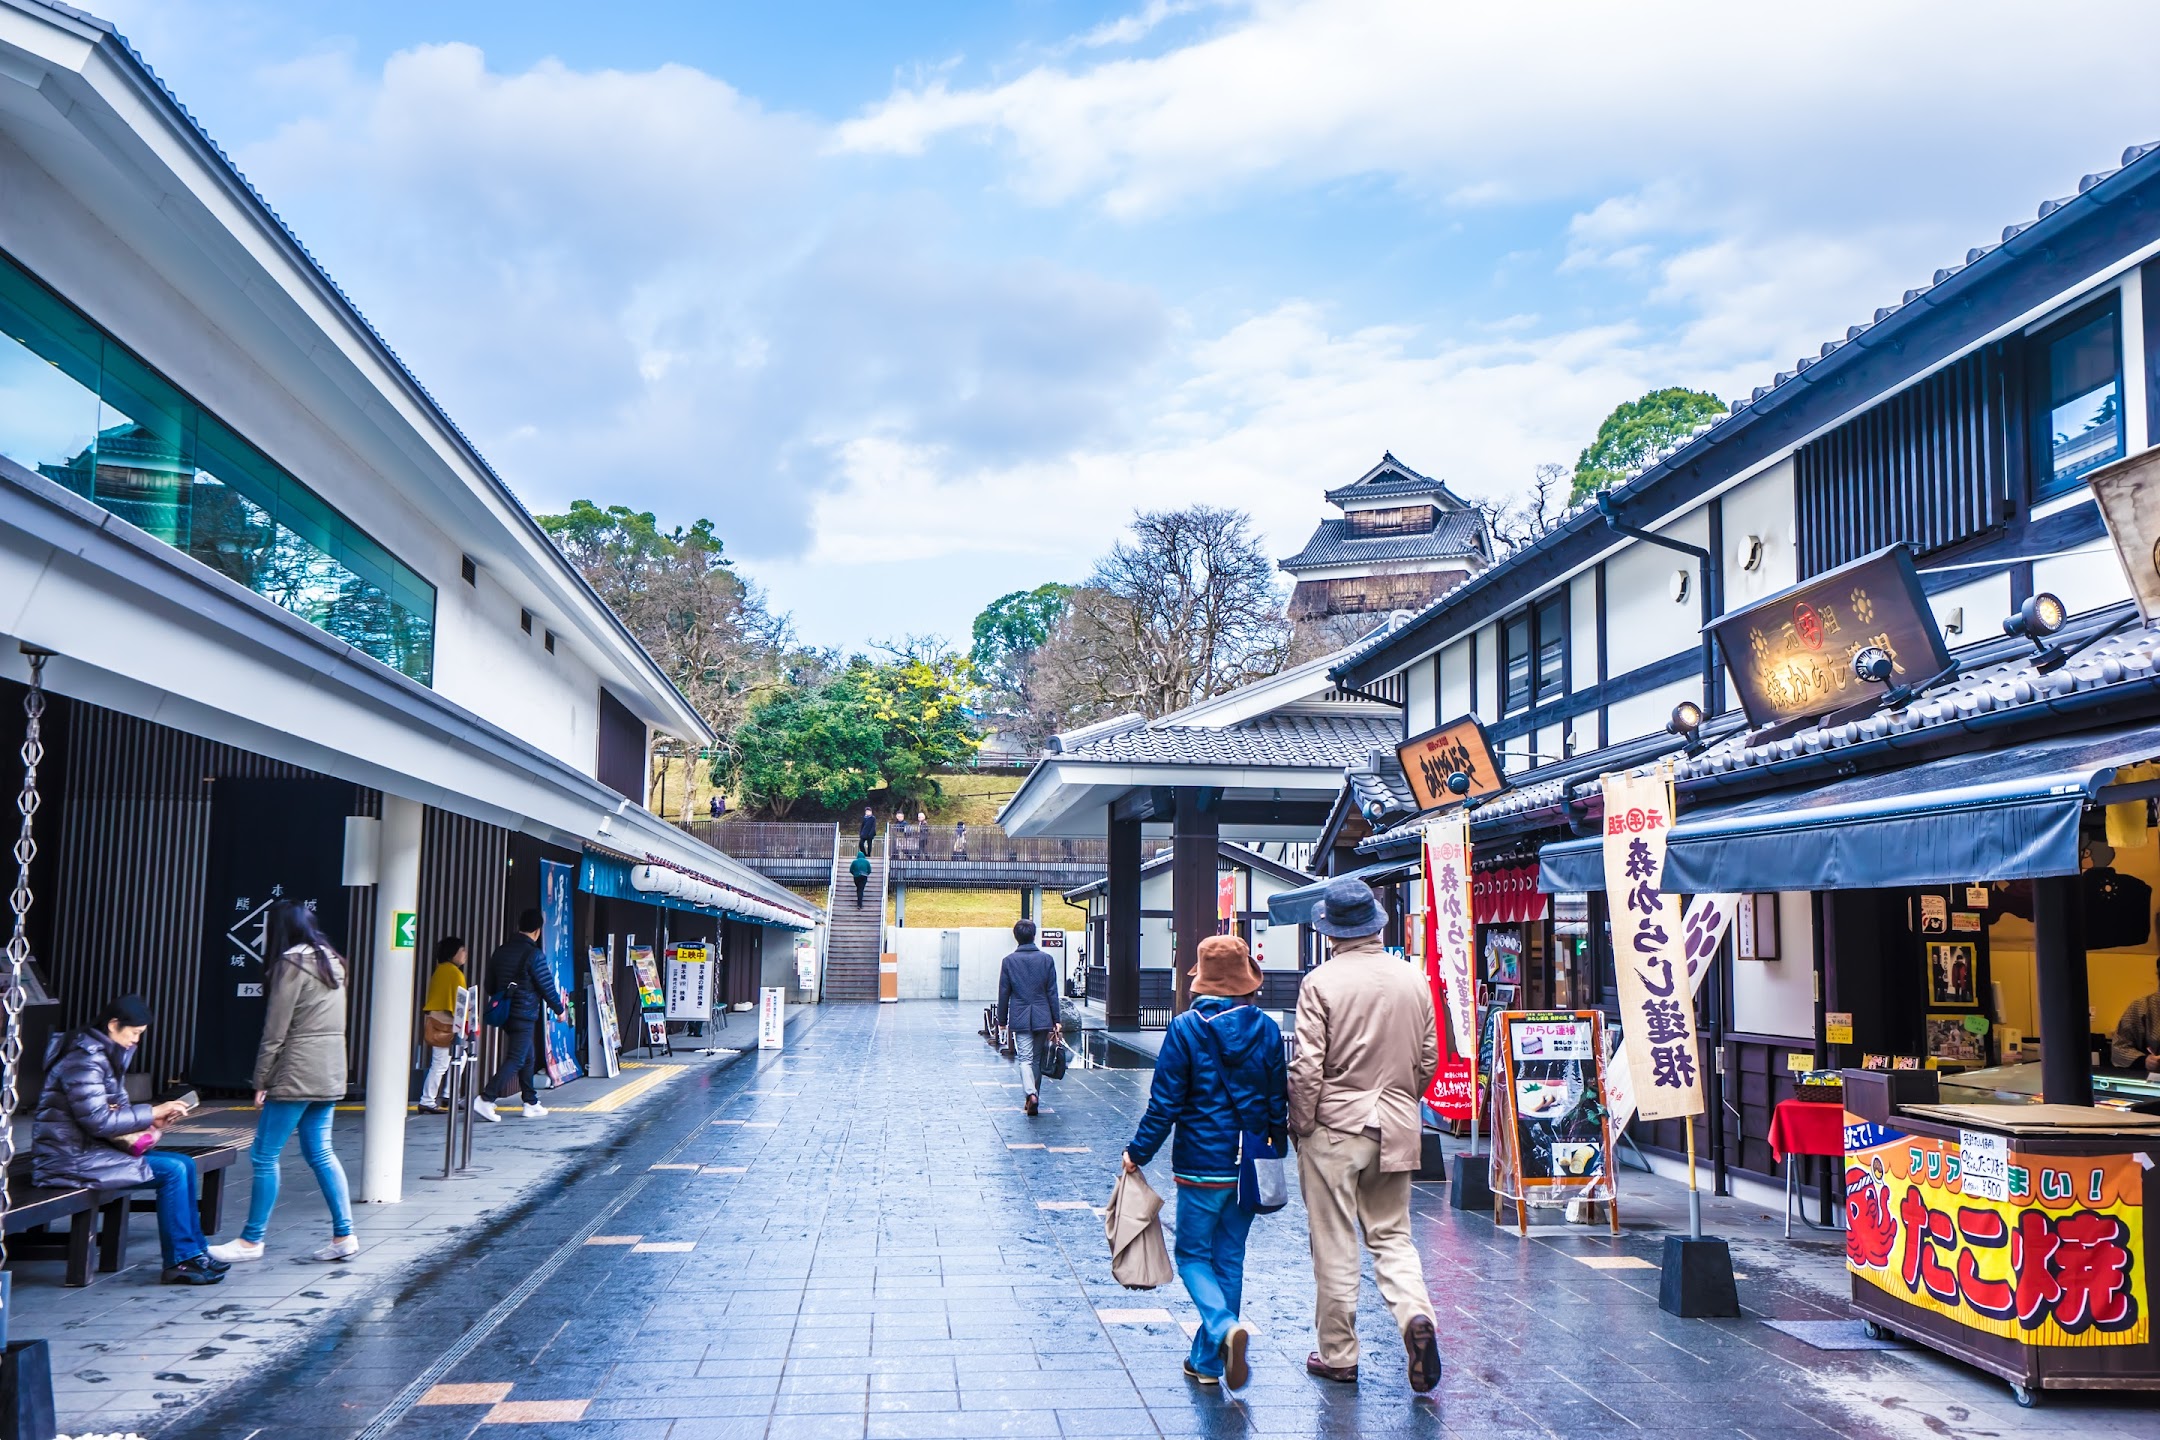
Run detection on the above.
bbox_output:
[672,819,1168,873]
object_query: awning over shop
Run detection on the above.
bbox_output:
[1537,718,2160,895]
[1269,860,1416,925]
[580,849,815,930]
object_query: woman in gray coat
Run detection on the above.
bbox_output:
[209,899,357,1264]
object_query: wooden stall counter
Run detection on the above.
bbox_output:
[1840,1095,2160,1405]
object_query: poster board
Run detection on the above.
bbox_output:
[1488,1010,1618,1233]
[666,942,714,1022]
[587,944,621,1079]
[629,944,664,1009]
[538,858,582,1087]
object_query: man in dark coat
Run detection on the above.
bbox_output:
[475,908,567,1122]
[858,806,877,855]
[997,918,1060,1115]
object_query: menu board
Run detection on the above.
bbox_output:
[1488,1010,1618,1230]
[666,942,713,1021]
[587,946,621,1079]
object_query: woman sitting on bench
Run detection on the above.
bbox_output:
[31,995,225,1286]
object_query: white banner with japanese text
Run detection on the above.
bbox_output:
[1599,769,1705,1122]
[1423,813,1476,1060]
[1603,891,1740,1135]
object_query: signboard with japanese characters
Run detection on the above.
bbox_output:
[1845,1122,2148,1347]
[1602,890,1737,1137]
[1708,544,1951,728]
[1398,714,1505,811]
[665,942,713,1022]
[1599,768,1704,1123]
[1488,1010,1618,1222]
[1423,813,1476,1062]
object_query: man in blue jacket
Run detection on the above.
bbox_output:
[474,909,568,1122]
[1124,936,1286,1392]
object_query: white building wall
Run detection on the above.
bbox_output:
[2033,545,2134,621]
[1717,460,1798,613]
[1603,509,1710,680]
[1570,572,1599,692]
[1473,622,1499,725]
[1606,676,1699,748]
[1404,655,1437,735]
[1439,637,1471,719]
[1732,892,1818,1041]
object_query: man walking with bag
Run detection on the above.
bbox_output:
[474,909,568,1122]
[1290,877,1442,1393]
[996,918,1060,1116]
[1123,935,1286,1391]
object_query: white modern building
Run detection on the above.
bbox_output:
[0,0,816,1202]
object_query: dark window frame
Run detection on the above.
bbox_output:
[2027,293,2125,505]
[1498,589,1569,716]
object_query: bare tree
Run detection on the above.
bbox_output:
[1026,506,1292,727]
[1481,462,1570,558]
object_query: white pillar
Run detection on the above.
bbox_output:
[361,795,424,1203]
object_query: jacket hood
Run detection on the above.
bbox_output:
[1192,997,1278,1070]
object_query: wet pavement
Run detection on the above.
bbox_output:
[144,1002,2160,1440]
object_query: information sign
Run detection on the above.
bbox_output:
[666,942,713,1021]
[758,986,786,1050]
[587,945,621,1079]
[629,945,664,1010]
[1398,714,1504,811]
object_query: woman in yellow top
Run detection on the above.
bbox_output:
[416,936,466,1114]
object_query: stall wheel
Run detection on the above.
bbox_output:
[1860,1320,1895,1343]
[2010,1382,2038,1409]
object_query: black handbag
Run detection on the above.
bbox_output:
[1041,1026,1069,1081]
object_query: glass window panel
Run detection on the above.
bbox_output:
[1503,614,1532,712]
[1535,594,1566,702]
[2042,309,2124,493]
[0,247,435,685]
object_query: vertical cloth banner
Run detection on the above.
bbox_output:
[1602,891,1739,1136]
[1424,813,1476,1062]
[1598,769,1702,1123]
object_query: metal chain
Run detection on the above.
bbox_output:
[0,650,49,1281]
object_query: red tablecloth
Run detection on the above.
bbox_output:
[1768,1099,1845,1161]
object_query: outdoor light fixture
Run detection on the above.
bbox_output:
[1447,771,1472,796]
[2004,592,2067,643]
[1737,534,1764,572]
[1670,569,1691,604]
[1666,700,1704,740]
[1851,646,1895,685]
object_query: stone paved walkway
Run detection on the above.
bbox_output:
[159,1002,2160,1440]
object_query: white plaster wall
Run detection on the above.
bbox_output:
[888,927,1030,1002]
[1571,571,1600,690]
[2033,543,2133,622]
[1404,655,1437,735]
[1473,622,1499,724]
[1439,637,1471,719]
[1718,460,1799,612]
[1927,572,2013,652]
[1605,676,1698,748]
[1603,510,1710,679]
[1732,892,1818,1041]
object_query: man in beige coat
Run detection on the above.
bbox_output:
[1289,877,1441,1392]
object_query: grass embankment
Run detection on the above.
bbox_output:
[889,887,1088,930]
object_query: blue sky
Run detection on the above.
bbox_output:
[89,1,2160,652]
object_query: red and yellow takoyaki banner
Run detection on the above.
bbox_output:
[1844,1120,2147,1346]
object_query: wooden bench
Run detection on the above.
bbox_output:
[104,1134,249,1274]
[2,1183,104,1287]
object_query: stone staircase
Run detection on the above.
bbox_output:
[823,828,888,1002]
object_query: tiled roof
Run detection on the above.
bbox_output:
[1281,509,1489,573]
[1058,712,1402,769]
[1331,140,2160,685]
[1323,454,1467,508]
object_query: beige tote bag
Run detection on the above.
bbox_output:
[1105,1166,1174,1290]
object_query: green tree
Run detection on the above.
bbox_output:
[1571,387,1727,501]
[970,584,1074,681]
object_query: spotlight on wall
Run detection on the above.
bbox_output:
[1666,700,1704,740]
[2003,592,2066,644]
[1446,771,1472,796]
[1851,646,1895,685]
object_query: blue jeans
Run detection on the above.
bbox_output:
[242,1100,353,1244]
[1173,1183,1255,1377]
[143,1150,206,1268]
[485,1010,544,1103]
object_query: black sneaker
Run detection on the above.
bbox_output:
[1181,1360,1220,1386]
[199,1252,232,1274]
[161,1255,224,1286]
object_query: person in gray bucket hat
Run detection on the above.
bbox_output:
[1289,877,1441,1392]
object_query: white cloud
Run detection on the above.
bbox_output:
[838,0,2160,225]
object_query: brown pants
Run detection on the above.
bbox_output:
[1297,1124,1435,1368]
